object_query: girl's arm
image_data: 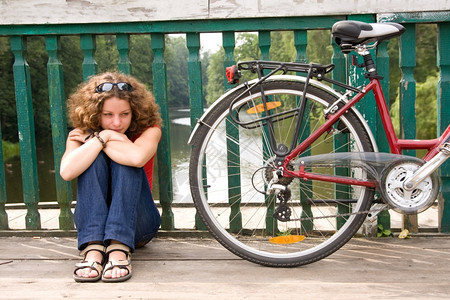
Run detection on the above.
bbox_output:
[102,126,161,168]
[60,128,105,181]
[60,127,161,181]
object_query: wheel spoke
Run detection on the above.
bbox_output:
[190,80,375,266]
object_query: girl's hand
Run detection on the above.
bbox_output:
[101,129,129,143]
[67,128,91,144]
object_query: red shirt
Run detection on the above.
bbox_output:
[131,127,159,190]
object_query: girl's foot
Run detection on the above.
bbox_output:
[102,243,132,282]
[73,244,105,282]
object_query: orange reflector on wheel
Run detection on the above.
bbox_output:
[247,101,282,114]
[269,235,305,244]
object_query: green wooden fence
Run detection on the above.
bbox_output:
[0,12,449,233]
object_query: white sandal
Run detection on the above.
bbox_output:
[73,244,106,283]
[102,243,132,283]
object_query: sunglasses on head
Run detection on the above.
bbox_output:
[95,82,133,93]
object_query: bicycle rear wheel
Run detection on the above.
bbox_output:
[189,79,375,267]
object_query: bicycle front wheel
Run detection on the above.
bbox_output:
[189,79,375,267]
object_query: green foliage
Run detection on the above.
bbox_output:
[95,35,119,72]
[60,36,83,96]
[205,49,225,105]
[387,24,438,106]
[234,33,260,83]
[165,36,189,107]
[2,140,20,160]
[307,30,333,64]
[390,75,438,139]
[204,30,333,106]
[130,35,154,89]
[270,31,296,62]
[26,37,51,140]
[0,37,16,142]
[0,25,440,144]
[415,24,438,83]
[235,33,260,62]
[377,224,393,237]
[276,228,293,236]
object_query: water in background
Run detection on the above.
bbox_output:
[4,108,193,204]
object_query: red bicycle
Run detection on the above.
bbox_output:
[188,20,450,267]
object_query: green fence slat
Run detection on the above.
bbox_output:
[437,22,450,232]
[258,30,277,235]
[294,30,307,63]
[348,15,377,132]
[294,30,313,233]
[151,33,174,230]
[399,23,419,231]
[117,33,131,74]
[0,128,9,229]
[222,31,242,233]
[10,36,41,230]
[80,34,98,80]
[375,40,392,231]
[45,36,75,230]
[330,31,353,229]
[186,32,207,230]
[0,13,448,235]
[375,40,391,152]
[399,24,417,151]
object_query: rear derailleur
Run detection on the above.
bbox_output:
[273,187,292,222]
[266,169,293,222]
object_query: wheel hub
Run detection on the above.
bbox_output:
[264,158,294,186]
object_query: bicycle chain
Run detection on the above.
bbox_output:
[195,119,391,222]
[289,204,389,222]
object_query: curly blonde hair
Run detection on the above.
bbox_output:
[67,72,162,138]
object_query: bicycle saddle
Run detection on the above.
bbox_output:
[332,21,405,47]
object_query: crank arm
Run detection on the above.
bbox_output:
[404,142,450,191]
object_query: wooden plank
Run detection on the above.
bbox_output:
[0,0,448,25]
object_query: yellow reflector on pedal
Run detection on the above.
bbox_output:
[247,101,282,114]
[269,235,305,244]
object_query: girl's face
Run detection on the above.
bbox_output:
[100,96,132,134]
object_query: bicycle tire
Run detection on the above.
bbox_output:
[189,79,375,267]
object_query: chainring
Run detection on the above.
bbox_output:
[380,159,439,214]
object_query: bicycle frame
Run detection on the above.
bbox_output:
[284,76,450,187]
[187,21,447,268]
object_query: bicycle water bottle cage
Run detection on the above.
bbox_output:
[226,65,241,84]
[332,20,405,53]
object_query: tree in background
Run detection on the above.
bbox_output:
[204,30,332,105]
[0,37,16,142]
[390,75,438,140]
[388,24,438,140]
[0,25,440,144]
[165,35,189,107]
